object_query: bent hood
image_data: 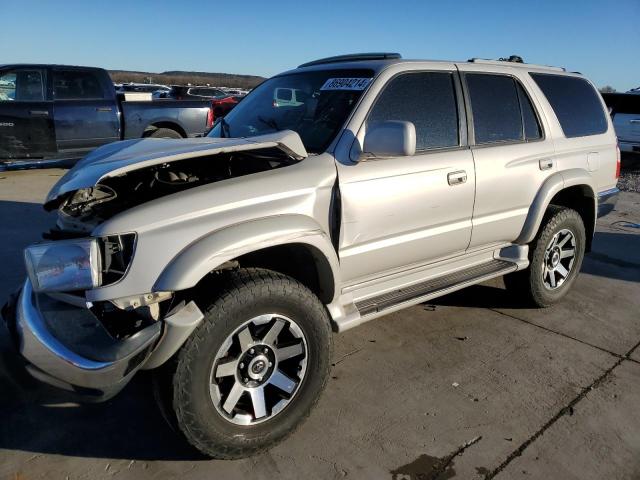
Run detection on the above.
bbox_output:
[46,130,308,204]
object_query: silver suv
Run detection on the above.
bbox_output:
[2,53,620,458]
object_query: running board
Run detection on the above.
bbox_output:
[355,259,516,317]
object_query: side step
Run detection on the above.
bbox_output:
[355,259,516,316]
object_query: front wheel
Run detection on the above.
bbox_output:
[161,268,333,459]
[504,206,586,307]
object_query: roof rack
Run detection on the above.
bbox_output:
[468,56,565,72]
[298,52,402,68]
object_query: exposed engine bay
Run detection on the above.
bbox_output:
[44,148,297,236]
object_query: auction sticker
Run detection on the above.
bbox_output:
[320,78,371,91]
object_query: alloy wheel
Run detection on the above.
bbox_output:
[542,228,576,290]
[210,314,308,425]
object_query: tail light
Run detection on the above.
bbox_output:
[206,103,214,129]
[615,142,621,179]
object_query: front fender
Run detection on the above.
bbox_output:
[516,168,596,245]
[153,215,340,302]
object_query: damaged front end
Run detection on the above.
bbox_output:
[3,131,308,400]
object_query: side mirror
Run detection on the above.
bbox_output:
[362,120,416,159]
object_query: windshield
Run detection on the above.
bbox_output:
[207,69,374,154]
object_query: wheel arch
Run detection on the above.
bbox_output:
[516,169,597,250]
[153,215,340,304]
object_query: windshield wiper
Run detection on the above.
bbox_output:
[257,115,281,131]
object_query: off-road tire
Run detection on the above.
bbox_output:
[504,206,586,307]
[146,127,183,139]
[157,268,333,459]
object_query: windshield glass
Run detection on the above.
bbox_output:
[207,69,374,154]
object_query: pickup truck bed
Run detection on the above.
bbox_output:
[0,64,213,169]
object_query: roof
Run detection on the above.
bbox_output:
[0,63,105,71]
[283,53,568,76]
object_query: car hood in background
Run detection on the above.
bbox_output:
[45,130,308,204]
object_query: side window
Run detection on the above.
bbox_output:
[530,73,607,138]
[368,72,459,150]
[466,74,522,144]
[53,70,105,100]
[0,70,44,102]
[517,83,542,141]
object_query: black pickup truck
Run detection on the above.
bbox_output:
[0,64,214,169]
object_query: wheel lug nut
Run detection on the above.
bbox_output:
[263,348,268,354]
[243,378,249,383]
[239,362,244,369]
[249,348,255,354]
[268,362,273,367]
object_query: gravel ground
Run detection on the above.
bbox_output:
[620,153,640,193]
[620,170,640,193]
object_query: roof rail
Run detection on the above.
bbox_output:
[298,52,402,68]
[468,57,566,72]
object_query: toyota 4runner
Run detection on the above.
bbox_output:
[1,53,620,458]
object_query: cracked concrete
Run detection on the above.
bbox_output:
[0,170,639,480]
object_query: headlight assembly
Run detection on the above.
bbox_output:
[24,238,101,293]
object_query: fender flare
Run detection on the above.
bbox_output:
[516,168,596,245]
[153,215,340,303]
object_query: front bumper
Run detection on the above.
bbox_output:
[597,187,620,218]
[1,279,161,401]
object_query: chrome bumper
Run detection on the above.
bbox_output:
[3,279,161,399]
[597,187,619,218]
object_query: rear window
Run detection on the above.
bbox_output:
[466,74,525,144]
[531,73,607,138]
[53,70,105,100]
[368,71,460,150]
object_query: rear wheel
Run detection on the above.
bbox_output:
[504,206,586,307]
[158,268,333,459]
[146,127,183,139]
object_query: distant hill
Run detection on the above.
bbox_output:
[108,70,266,89]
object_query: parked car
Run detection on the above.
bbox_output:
[166,85,229,100]
[2,53,619,459]
[602,92,640,158]
[116,82,172,95]
[0,65,214,169]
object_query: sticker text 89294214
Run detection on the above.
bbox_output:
[320,78,372,91]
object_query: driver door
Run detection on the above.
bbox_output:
[337,70,476,285]
[0,67,56,160]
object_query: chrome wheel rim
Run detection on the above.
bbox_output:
[542,228,576,290]
[210,314,308,425]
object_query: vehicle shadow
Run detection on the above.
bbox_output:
[0,358,204,461]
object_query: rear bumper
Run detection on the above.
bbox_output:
[1,279,161,401]
[597,187,619,218]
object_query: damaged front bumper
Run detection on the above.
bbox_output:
[1,279,163,401]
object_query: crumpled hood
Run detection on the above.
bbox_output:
[46,130,308,204]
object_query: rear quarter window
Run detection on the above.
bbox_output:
[530,73,607,138]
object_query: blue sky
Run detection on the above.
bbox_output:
[1,0,638,91]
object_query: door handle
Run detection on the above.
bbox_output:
[96,107,113,112]
[630,119,640,124]
[29,110,49,116]
[447,170,467,186]
[539,158,554,170]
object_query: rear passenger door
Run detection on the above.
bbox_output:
[458,67,556,249]
[52,68,120,157]
[0,67,56,160]
[337,70,475,284]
